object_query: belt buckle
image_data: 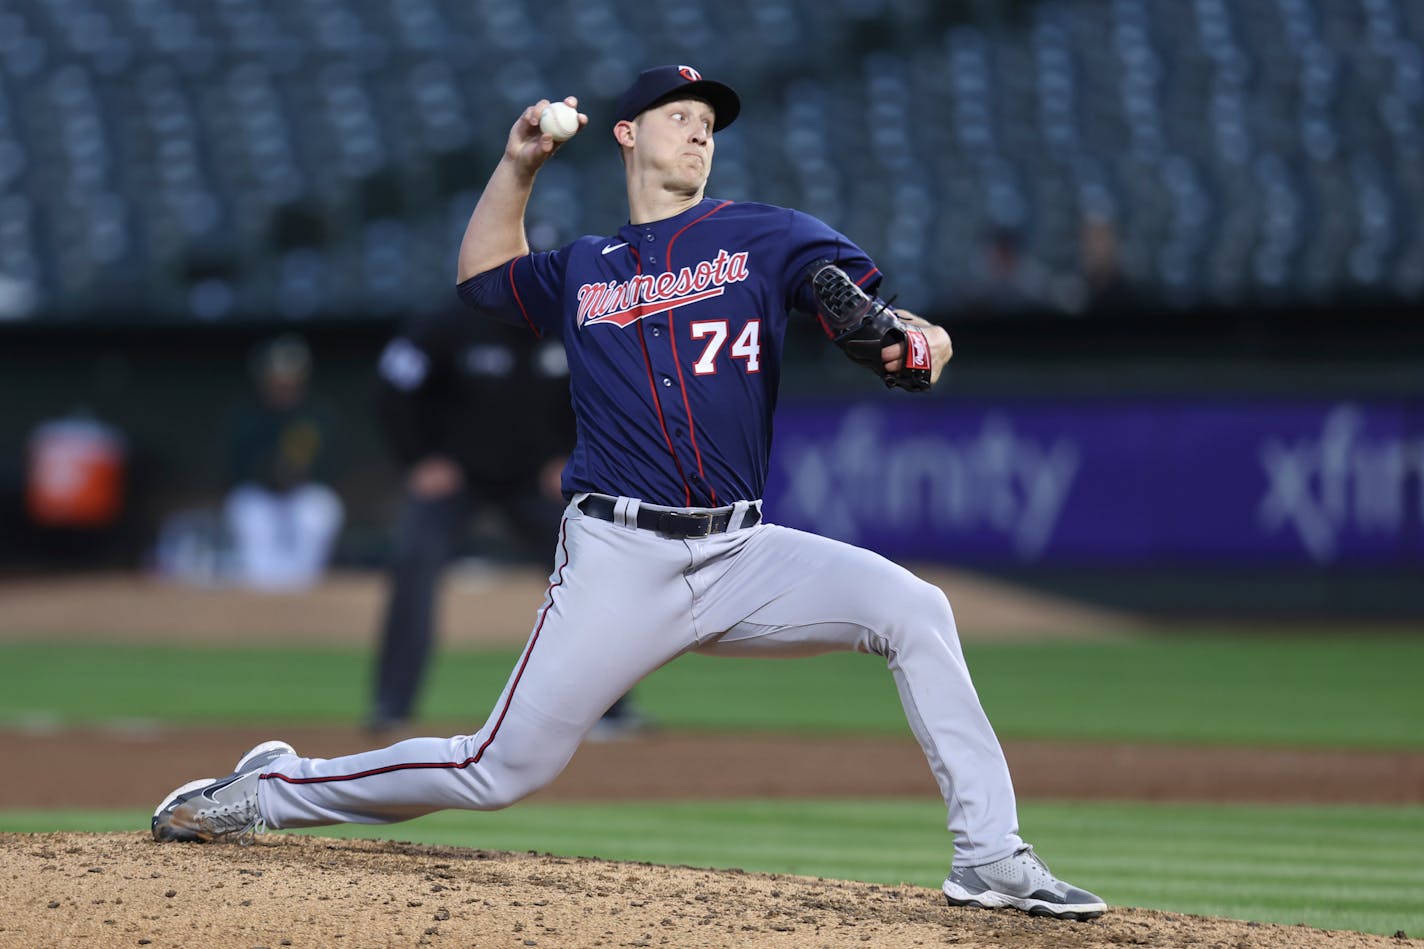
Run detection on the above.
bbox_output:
[661,510,712,537]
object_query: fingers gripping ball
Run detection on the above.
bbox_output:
[540,102,580,142]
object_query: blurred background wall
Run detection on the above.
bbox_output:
[0,0,1420,613]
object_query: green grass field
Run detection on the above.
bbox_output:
[3,635,1422,747]
[3,633,1423,936]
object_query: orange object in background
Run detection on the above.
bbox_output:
[26,417,127,528]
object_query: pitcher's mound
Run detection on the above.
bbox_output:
[2,832,1415,948]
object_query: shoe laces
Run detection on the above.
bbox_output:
[1010,845,1063,889]
[233,816,266,847]
[1015,844,1044,867]
[191,791,263,844]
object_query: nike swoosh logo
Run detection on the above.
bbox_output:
[601,242,629,255]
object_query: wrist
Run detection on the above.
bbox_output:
[499,152,540,187]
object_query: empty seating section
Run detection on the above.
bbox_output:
[0,0,1417,321]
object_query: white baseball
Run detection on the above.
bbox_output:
[539,102,579,142]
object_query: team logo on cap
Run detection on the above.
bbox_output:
[678,66,702,82]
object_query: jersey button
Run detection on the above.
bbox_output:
[652,327,661,336]
[662,377,672,387]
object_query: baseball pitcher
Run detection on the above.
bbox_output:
[153,65,1105,922]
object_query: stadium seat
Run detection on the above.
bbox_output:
[0,0,1420,320]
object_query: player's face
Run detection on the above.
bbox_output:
[632,99,716,193]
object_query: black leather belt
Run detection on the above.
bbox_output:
[578,494,760,538]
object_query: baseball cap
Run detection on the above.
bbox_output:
[614,65,741,132]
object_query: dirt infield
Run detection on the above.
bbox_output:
[0,565,1149,646]
[2,833,1418,949]
[4,725,1423,810]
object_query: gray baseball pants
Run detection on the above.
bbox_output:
[258,495,1025,866]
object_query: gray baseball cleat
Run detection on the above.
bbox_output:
[151,739,294,844]
[942,845,1107,920]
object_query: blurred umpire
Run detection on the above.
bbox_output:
[370,307,643,736]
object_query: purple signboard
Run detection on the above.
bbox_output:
[763,398,1424,566]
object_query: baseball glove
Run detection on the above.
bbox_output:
[807,261,933,392]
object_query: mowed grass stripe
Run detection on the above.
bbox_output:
[1076,856,1424,883]
[1030,804,1417,842]
[1045,826,1424,862]
[0,810,150,832]
[960,636,1424,748]
[4,799,1422,935]
[1086,873,1423,906]
[1215,907,1414,938]
[3,635,1424,747]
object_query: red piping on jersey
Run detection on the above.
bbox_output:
[507,257,542,337]
[663,200,733,505]
[636,320,691,505]
[629,245,693,505]
[260,518,574,787]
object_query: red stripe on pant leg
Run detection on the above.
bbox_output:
[262,517,574,786]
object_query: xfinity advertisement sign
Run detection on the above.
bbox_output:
[764,399,1424,566]
[1255,405,1421,563]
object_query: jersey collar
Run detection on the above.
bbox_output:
[619,197,724,241]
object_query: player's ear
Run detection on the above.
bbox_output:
[613,120,635,149]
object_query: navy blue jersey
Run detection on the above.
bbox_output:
[458,198,881,507]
